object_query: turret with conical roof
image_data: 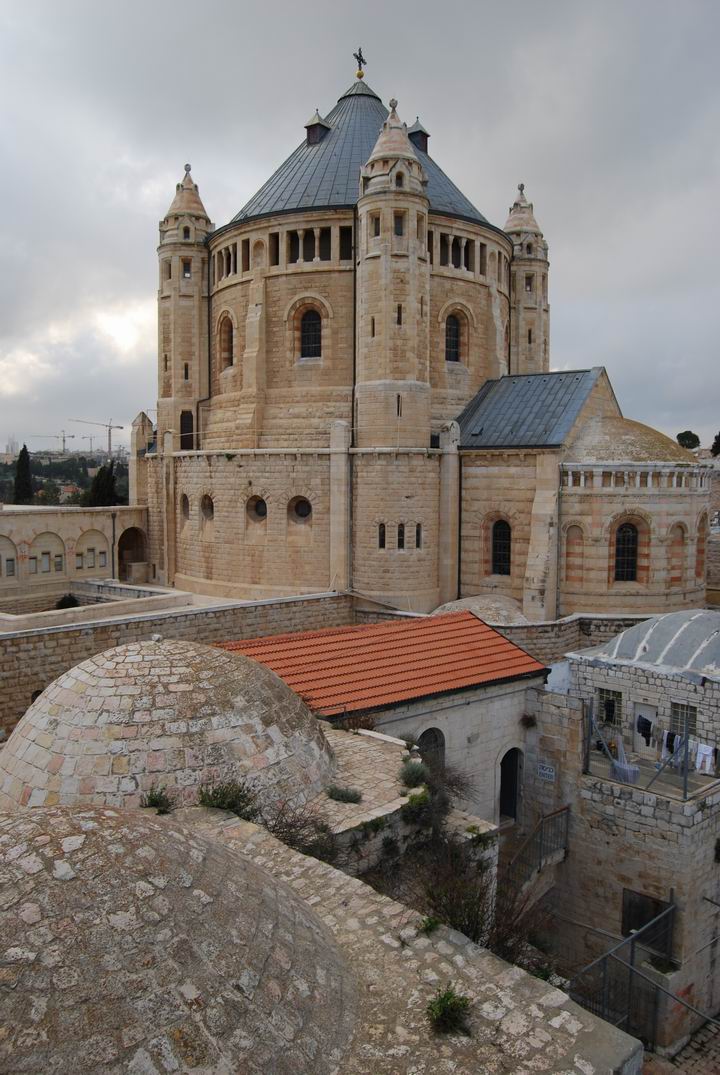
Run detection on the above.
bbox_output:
[505,183,550,374]
[157,165,214,457]
[355,99,431,449]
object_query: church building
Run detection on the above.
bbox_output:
[130,62,710,619]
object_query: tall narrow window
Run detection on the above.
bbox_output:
[397,524,405,550]
[615,523,639,581]
[180,411,194,450]
[372,215,381,238]
[492,520,511,575]
[378,523,386,549]
[242,239,250,272]
[445,315,460,362]
[527,328,532,345]
[395,172,404,188]
[371,317,375,337]
[524,273,534,293]
[394,212,405,236]
[339,226,353,260]
[182,259,191,279]
[397,304,402,326]
[396,394,402,417]
[269,232,280,266]
[416,523,422,549]
[300,309,322,358]
[183,363,189,381]
[219,317,234,369]
[428,230,434,264]
[479,243,487,275]
[183,226,190,240]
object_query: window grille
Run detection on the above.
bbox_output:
[615,522,639,581]
[597,687,622,726]
[670,702,697,738]
[445,315,460,362]
[300,310,321,358]
[491,520,511,575]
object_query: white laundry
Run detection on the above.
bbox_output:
[696,743,714,774]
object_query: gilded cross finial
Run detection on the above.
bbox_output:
[353,47,366,78]
[518,182,525,194]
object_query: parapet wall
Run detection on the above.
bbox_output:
[0,592,353,740]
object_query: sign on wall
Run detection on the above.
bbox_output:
[538,762,556,782]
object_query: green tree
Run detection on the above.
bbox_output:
[37,479,61,505]
[84,461,118,506]
[13,445,34,504]
[677,430,700,450]
[712,431,720,457]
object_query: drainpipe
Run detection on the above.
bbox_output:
[348,207,358,594]
[111,511,117,579]
[457,459,463,598]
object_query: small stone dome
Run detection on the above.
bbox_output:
[432,594,529,626]
[0,808,355,1073]
[0,639,334,812]
[565,416,696,464]
[583,609,720,680]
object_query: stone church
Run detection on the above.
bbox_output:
[130,65,710,619]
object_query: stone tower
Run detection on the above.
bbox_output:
[505,184,549,374]
[355,100,431,448]
[157,166,213,450]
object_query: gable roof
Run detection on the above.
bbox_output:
[231,80,489,227]
[457,368,604,450]
[217,611,546,717]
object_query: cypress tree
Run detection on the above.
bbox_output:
[13,445,34,504]
[85,461,118,506]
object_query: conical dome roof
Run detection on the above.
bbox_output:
[165,164,209,219]
[504,182,541,235]
[366,99,418,164]
[233,78,487,225]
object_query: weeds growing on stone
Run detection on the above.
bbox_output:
[198,780,259,821]
[419,915,441,935]
[400,759,429,788]
[426,982,472,1034]
[140,784,175,815]
[326,784,362,804]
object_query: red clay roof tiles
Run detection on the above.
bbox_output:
[218,611,547,717]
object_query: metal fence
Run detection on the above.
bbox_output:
[506,806,570,891]
[568,904,676,1050]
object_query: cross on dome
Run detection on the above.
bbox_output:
[353,46,366,78]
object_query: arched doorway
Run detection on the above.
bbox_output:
[418,727,446,772]
[499,748,522,822]
[117,527,147,582]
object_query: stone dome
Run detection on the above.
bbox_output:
[0,807,355,1074]
[431,594,529,626]
[565,416,696,464]
[0,639,334,812]
[581,609,720,681]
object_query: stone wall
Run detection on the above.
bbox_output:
[708,531,720,599]
[0,592,353,740]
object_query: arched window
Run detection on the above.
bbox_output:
[445,314,460,362]
[378,523,386,549]
[300,309,322,358]
[397,523,405,550]
[395,172,404,188]
[615,523,638,581]
[492,520,511,575]
[669,524,685,586]
[219,317,234,369]
[180,494,190,523]
[180,411,194,450]
[415,523,422,549]
[183,226,190,240]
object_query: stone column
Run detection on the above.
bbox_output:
[329,420,351,591]
[313,228,321,262]
[438,421,460,605]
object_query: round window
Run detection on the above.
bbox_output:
[292,498,312,520]
[247,496,267,522]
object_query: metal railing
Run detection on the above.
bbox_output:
[505,806,570,891]
[568,905,676,1050]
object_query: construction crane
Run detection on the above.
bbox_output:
[69,418,124,455]
[81,435,96,453]
[26,432,76,452]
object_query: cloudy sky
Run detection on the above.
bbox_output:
[1,0,718,451]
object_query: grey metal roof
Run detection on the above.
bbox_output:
[232,80,488,226]
[457,368,604,449]
[572,611,720,683]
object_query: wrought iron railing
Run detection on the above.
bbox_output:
[505,806,570,891]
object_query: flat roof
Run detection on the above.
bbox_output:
[218,610,547,717]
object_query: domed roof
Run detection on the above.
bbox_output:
[0,639,334,812]
[432,594,529,625]
[565,416,697,464]
[366,99,418,165]
[232,78,488,226]
[0,807,355,1073]
[580,609,720,681]
[504,182,542,235]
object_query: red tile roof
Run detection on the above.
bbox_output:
[218,611,547,717]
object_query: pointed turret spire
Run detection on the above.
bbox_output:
[366,99,418,165]
[505,182,541,235]
[165,165,209,220]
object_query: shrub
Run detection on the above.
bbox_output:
[400,789,432,826]
[426,983,471,1034]
[55,593,80,610]
[198,780,259,821]
[419,915,441,935]
[382,835,400,858]
[262,800,337,864]
[140,784,175,815]
[326,784,362,804]
[361,816,387,835]
[400,759,429,788]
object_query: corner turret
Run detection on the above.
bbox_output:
[505,183,549,373]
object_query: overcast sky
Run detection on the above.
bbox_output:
[1,0,718,452]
